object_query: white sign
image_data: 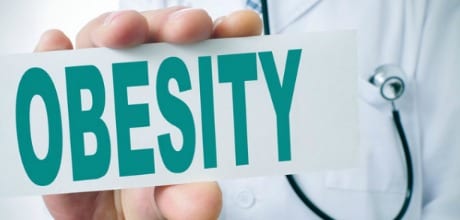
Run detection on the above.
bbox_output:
[0,32,359,196]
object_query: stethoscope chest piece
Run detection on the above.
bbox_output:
[259,0,413,217]
[369,64,406,101]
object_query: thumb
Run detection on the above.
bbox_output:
[155,182,222,220]
[120,182,222,220]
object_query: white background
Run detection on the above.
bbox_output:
[0,0,117,54]
[0,0,117,218]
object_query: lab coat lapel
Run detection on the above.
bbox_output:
[269,0,322,33]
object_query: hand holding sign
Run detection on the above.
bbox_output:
[36,7,262,220]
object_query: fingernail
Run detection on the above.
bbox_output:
[104,11,124,26]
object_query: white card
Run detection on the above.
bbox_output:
[0,31,359,196]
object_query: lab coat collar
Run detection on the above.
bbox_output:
[269,0,322,33]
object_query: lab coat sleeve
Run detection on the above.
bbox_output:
[416,1,460,219]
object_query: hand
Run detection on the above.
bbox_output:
[35,7,261,220]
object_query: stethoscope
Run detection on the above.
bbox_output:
[260,0,414,219]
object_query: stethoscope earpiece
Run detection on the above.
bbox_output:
[369,64,406,101]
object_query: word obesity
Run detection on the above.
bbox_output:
[15,50,302,186]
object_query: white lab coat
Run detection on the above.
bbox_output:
[3,0,456,219]
[120,0,460,219]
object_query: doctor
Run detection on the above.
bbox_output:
[35,0,460,219]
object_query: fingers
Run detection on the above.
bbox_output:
[155,182,222,220]
[76,10,149,48]
[76,7,214,49]
[75,7,261,49]
[142,7,213,44]
[34,29,73,52]
[212,10,262,38]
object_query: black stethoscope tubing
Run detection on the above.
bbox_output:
[259,1,414,219]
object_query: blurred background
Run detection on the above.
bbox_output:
[0,0,117,218]
[0,0,117,54]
